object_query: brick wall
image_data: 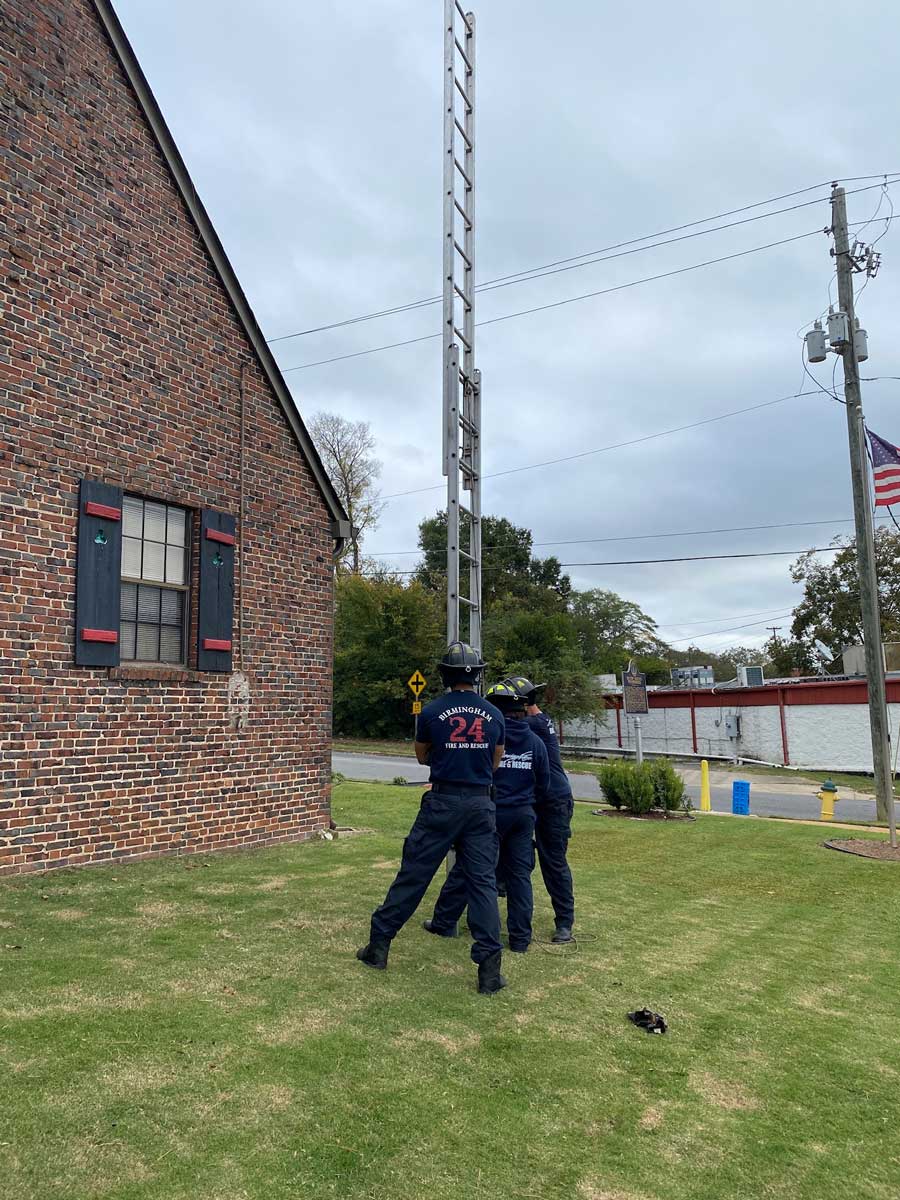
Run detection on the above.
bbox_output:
[0,0,336,873]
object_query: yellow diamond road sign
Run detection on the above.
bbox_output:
[407,670,426,697]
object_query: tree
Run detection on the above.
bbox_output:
[789,531,900,668]
[482,608,600,723]
[765,635,815,677]
[415,511,570,614]
[333,572,444,738]
[309,411,384,572]
[569,589,668,678]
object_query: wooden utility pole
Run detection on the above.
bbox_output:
[831,184,896,844]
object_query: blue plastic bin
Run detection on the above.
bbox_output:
[732,779,750,815]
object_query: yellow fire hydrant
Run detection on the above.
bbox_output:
[817,778,839,821]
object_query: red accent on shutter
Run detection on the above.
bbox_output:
[81,628,119,643]
[205,529,236,546]
[84,502,122,521]
[202,638,232,651]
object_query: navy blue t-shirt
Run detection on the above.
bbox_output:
[416,691,505,787]
[527,711,573,802]
[494,717,550,807]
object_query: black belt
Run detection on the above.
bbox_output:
[430,781,492,798]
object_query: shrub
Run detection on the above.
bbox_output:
[617,762,656,815]
[597,760,629,809]
[650,758,686,811]
[392,776,408,786]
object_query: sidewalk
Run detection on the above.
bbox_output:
[678,764,876,803]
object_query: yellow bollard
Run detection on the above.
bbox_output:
[700,759,711,812]
[817,779,838,821]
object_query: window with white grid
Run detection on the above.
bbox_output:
[120,496,190,664]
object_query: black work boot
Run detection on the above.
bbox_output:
[552,924,574,944]
[356,936,390,969]
[423,919,458,938]
[477,951,508,995]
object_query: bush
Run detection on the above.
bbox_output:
[649,758,686,811]
[392,776,408,786]
[598,760,656,813]
[597,760,629,809]
[617,762,656,814]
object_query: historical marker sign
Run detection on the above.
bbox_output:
[622,664,649,715]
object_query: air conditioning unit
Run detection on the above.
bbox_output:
[737,664,765,688]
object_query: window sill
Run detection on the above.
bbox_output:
[108,665,200,683]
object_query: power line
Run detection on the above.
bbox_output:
[518,548,836,568]
[268,195,824,342]
[369,516,874,559]
[377,373,898,506]
[380,387,824,501]
[267,176,899,345]
[281,228,825,372]
[667,612,795,645]
[655,606,796,630]
[363,546,837,576]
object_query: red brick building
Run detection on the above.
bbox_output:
[0,0,350,874]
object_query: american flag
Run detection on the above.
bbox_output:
[867,429,900,507]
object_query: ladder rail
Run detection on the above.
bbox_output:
[443,1,481,653]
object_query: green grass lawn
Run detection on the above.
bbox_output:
[333,736,416,756]
[3,786,900,1200]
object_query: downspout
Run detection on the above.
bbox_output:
[690,689,698,754]
[615,701,622,748]
[778,686,790,765]
[239,360,248,670]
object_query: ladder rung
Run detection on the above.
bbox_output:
[459,415,478,435]
[454,37,473,72]
[453,157,473,188]
[452,325,471,349]
[459,548,474,562]
[453,197,472,227]
[453,239,471,266]
[459,595,477,608]
[453,282,471,306]
[454,1,473,35]
[454,76,472,109]
[454,117,472,149]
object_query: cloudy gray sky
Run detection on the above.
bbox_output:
[116,0,900,653]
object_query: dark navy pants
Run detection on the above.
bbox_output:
[369,786,501,964]
[535,795,575,928]
[431,804,536,950]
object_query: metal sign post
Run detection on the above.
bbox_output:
[442,0,481,656]
[408,671,427,742]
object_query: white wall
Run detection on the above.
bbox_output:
[565,700,900,772]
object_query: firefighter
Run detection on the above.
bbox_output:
[506,675,576,944]
[356,642,508,994]
[424,680,550,953]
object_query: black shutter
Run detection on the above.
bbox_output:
[198,508,236,672]
[75,479,123,667]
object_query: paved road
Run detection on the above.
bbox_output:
[332,752,898,825]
